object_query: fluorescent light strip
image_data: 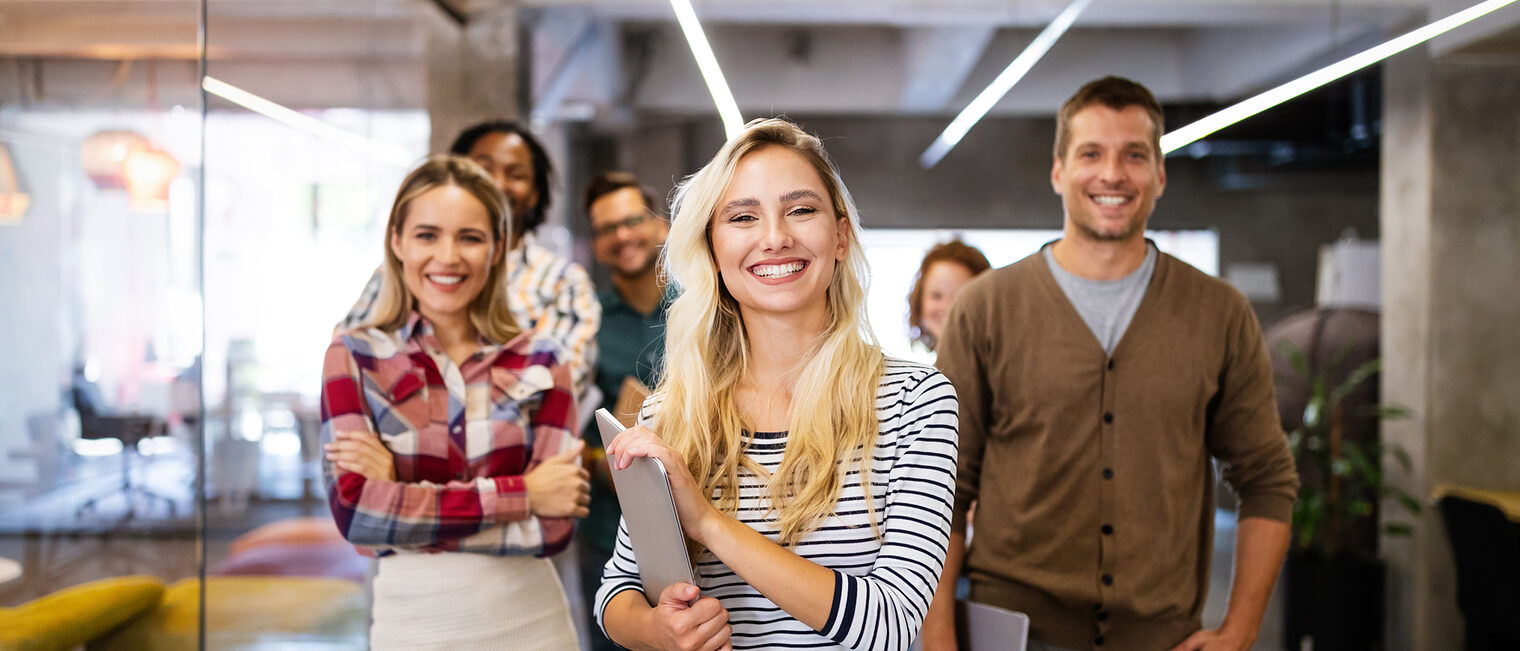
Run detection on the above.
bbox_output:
[1162,0,1517,155]
[201,76,414,167]
[920,0,1094,168]
[670,0,744,140]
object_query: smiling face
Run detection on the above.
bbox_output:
[389,184,502,327]
[1052,104,1166,244]
[709,145,849,325]
[920,260,976,342]
[590,186,668,279]
[465,131,539,232]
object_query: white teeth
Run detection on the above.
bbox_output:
[427,274,464,285]
[752,261,805,278]
[1092,195,1129,206]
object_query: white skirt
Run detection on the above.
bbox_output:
[370,552,579,650]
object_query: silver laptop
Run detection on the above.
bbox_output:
[909,600,1030,651]
[593,408,697,606]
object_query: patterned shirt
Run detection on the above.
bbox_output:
[340,233,601,399]
[595,358,960,650]
[320,312,578,558]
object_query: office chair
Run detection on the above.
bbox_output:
[72,377,176,519]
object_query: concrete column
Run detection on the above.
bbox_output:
[423,6,522,153]
[1381,47,1520,651]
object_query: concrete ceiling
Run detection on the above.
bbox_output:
[2,0,1514,120]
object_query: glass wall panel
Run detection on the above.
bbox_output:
[199,3,429,648]
[0,1,207,647]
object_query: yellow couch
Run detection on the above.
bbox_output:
[0,575,165,651]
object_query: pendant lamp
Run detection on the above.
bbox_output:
[123,146,180,213]
[0,143,29,224]
[80,130,149,189]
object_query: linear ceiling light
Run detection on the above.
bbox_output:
[669,0,744,140]
[201,76,414,167]
[920,0,1095,168]
[1162,0,1517,155]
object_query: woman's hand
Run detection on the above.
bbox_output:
[642,583,733,651]
[604,425,719,543]
[525,439,591,518]
[325,430,397,481]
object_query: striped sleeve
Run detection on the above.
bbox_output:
[320,335,541,555]
[593,518,644,636]
[820,367,959,650]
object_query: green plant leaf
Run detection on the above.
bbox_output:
[1331,458,1354,477]
[1293,489,1326,550]
[1390,446,1414,472]
[1329,357,1382,406]
[1383,522,1414,537]
[1298,519,1319,549]
[1397,493,1424,516]
[1343,443,1381,485]
[1278,340,1310,378]
[1303,398,1323,429]
[1365,404,1413,421]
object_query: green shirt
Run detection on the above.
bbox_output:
[582,284,672,551]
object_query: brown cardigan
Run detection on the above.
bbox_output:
[937,248,1298,650]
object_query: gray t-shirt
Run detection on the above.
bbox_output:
[1043,242,1158,355]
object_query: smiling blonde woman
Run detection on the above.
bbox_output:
[594,119,960,651]
[320,155,589,649]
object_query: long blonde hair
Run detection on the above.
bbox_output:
[656,118,885,546]
[364,155,521,343]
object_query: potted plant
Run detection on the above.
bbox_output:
[1276,342,1421,651]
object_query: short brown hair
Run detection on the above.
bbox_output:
[583,171,660,218]
[908,240,993,351]
[1054,76,1164,160]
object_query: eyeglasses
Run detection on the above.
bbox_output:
[592,213,653,239]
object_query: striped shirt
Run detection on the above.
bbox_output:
[340,234,601,399]
[595,358,959,650]
[320,312,578,558]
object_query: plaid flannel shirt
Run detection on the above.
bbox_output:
[321,313,578,557]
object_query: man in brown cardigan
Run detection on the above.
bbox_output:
[921,77,1299,651]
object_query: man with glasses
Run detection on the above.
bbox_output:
[578,171,671,651]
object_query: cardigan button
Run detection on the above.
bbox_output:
[1096,610,1109,622]
[1106,359,1114,370]
[1101,574,1113,586]
[1101,524,1114,535]
[1103,412,1114,424]
[1094,635,1106,646]
[1102,468,1114,480]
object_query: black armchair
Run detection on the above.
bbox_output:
[1438,492,1520,651]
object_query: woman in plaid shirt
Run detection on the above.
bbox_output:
[321,156,590,649]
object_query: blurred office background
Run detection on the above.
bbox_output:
[1,0,1516,648]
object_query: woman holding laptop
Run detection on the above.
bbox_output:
[596,118,960,651]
